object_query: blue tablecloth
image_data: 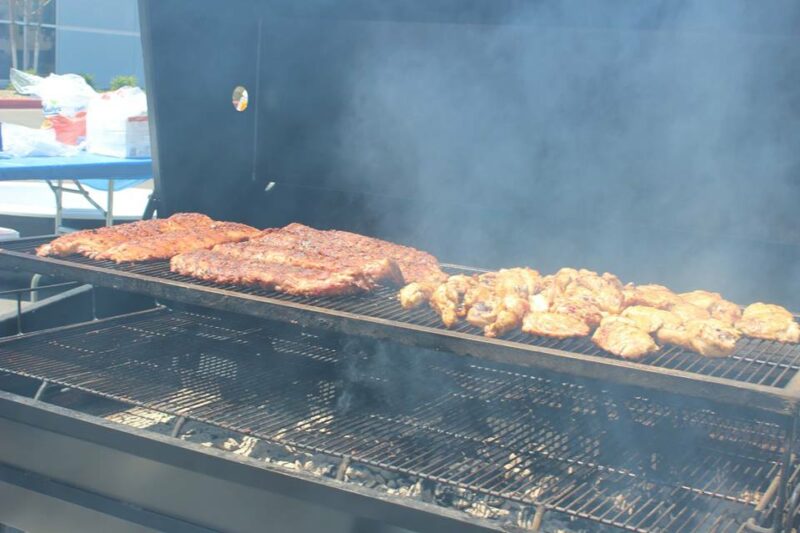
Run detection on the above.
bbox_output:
[0,153,152,191]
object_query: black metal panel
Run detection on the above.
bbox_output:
[139,0,800,307]
[0,391,498,533]
[139,0,261,222]
[0,463,214,533]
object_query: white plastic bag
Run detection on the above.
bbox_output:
[0,123,80,157]
[10,68,97,118]
[87,87,150,159]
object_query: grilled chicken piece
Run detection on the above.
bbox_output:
[466,297,500,329]
[679,290,722,310]
[678,290,742,326]
[591,316,659,360]
[551,297,604,327]
[736,303,800,343]
[683,318,741,357]
[522,312,591,339]
[429,275,475,328]
[622,284,682,310]
[465,272,533,337]
[398,281,439,310]
[621,306,682,333]
[553,268,580,292]
[569,270,624,314]
[657,319,741,357]
[669,302,711,323]
[529,275,559,313]
[463,281,497,312]
[485,294,530,338]
[709,299,742,326]
[494,268,540,298]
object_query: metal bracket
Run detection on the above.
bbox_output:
[335,455,351,481]
[740,518,777,533]
[170,416,187,438]
[0,281,80,335]
[143,193,159,220]
[774,409,799,533]
[530,505,546,532]
[33,380,50,401]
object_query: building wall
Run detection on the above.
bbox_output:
[55,0,144,88]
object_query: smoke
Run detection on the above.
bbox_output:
[271,0,800,305]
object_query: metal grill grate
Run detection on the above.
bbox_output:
[0,307,787,532]
[2,237,800,395]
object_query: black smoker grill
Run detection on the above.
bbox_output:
[2,0,800,532]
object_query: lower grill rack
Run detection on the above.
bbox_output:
[0,307,793,532]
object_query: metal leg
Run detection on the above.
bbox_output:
[15,294,22,335]
[106,179,114,227]
[50,179,64,233]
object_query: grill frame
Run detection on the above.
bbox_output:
[3,235,800,415]
[0,306,793,533]
[0,388,502,533]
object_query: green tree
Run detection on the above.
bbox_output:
[110,75,139,91]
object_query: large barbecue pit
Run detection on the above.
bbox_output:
[4,0,800,531]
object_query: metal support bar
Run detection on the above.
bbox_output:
[30,273,43,303]
[774,410,798,533]
[784,484,800,528]
[170,416,187,438]
[106,179,114,227]
[0,282,80,298]
[91,286,97,320]
[33,380,49,401]
[5,281,83,324]
[335,455,351,481]
[530,505,546,532]
[757,475,783,514]
[54,179,63,233]
[15,294,21,335]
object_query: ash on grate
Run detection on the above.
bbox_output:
[85,403,558,530]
